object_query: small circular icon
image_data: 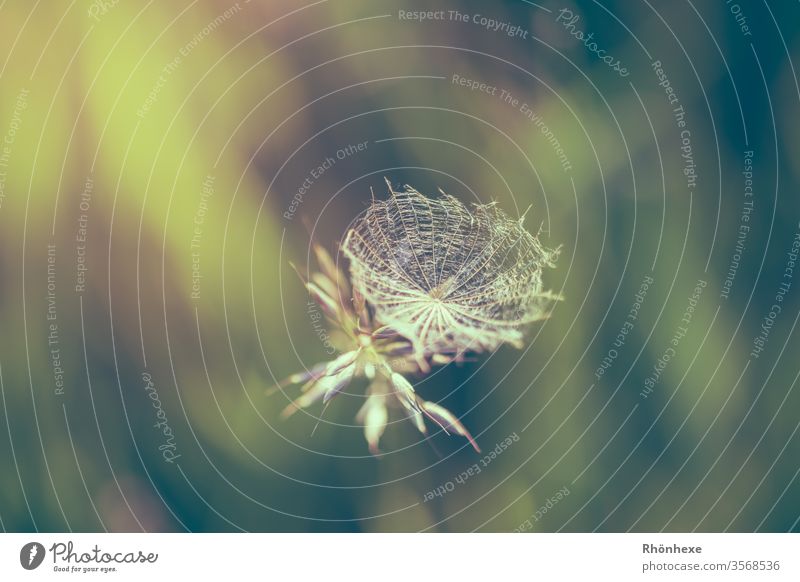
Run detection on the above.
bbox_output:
[20,542,45,570]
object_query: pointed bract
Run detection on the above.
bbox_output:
[307,281,341,320]
[313,243,350,299]
[325,350,360,376]
[357,395,388,455]
[322,363,356,404]
[421,400,481,452]
[390,372,421,413]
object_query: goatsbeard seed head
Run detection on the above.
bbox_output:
[342,180,561,360]
[277,181,560,454]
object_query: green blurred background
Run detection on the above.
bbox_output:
[0,0,798,532]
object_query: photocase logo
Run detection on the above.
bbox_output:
[20,542,46,570]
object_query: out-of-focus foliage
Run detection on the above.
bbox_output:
[0,0,798,532]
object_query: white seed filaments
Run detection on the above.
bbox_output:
[343,181,560,360]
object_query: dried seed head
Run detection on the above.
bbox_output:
[279,181,561,454]
[343,182,559,359]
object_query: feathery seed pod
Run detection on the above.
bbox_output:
[277,181,560,454]
[343,180,560,360]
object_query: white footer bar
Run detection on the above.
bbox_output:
[1,533,797,581]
